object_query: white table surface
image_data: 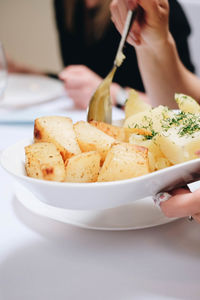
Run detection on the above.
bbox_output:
[0,100,200,300]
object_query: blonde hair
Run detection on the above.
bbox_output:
[64,0,111,40]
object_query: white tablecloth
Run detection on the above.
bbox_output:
[0,100,200,300]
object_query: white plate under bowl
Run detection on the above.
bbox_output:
[14,183,176,230]
[2,74,65,108]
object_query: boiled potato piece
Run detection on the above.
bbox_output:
[74,121,115,163]
[97,143,150,182]
[129,134,172,171]
[34,116,81,161]
[65,151,101,183]
[157,129,200,164]
[90,120,152,142]
[157,111,200,164]
[125,89,151,119]
[154,156,173,171]
[124,105,171,134]
[25,142,65,182]
[175,93,200,114]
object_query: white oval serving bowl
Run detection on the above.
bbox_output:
[1,139,200,211]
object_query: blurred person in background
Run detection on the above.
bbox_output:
[110,0,200,222]
[56,0,195,108]
[7,0,195,109]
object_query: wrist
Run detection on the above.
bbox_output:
[136,33,178,72]
[136,33,175,56]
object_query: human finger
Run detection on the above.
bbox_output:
[67,89,92,109]
[62,73,87,89]
[110,0,141,45]
[60,67,98,89]
[59,65,88,79]
[155,187,200,218]
[110,0,124,34]
[117,0,130,30]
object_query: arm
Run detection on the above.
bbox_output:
[136,34,200,108]
[110,0,200,108]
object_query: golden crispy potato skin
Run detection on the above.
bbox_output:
[25,142,66,182]
[34,116,81,161]
[74,121,115,164]
[98,142,150,182]
[89,120,152,142]
[26,118,151,183]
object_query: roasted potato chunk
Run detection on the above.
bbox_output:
[74,121,115,163]
[65,151,101,183]
[34,116,81,161]
[98,143,150,182]
[129,134,172,172]
[25,142,65,182]
[90,120,152,142]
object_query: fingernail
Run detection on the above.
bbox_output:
[153,192,172,207]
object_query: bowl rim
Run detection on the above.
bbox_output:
[1,138,200,188]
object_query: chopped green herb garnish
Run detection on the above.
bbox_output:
[161,111,200,137]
